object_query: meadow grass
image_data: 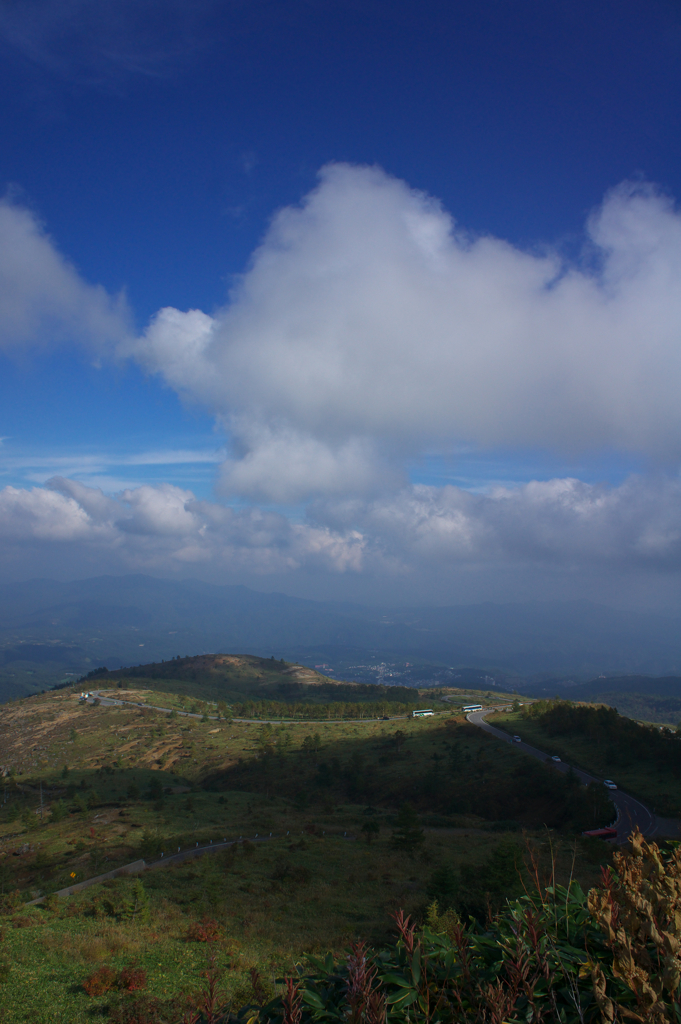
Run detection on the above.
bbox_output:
[0,689,618,1021]
[0,822,606,1023]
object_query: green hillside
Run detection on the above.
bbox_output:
[593,690,681,726]
[493,698,681,816]
[0,678,618,1023]
[526,674,681,725]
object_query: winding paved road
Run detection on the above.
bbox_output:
[87,689,678,842]
[88,690,406,724]
[27,694,679,909]
[467,708,675,843]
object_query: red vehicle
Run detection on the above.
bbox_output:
[582,826,617,840]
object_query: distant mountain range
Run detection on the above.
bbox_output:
[1,574,681,704]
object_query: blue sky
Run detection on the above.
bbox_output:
[2,0,681,607]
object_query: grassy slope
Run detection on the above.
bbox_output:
[0,687,613,1023]
[491,709,681,816]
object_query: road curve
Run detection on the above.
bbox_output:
[86,690,675,842]
[466,708,669,843]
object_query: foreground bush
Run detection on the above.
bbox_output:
[256,828,681,1024]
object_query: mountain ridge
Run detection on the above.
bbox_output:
[1,574,681,702]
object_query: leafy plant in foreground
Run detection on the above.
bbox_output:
[254,830,681,1024]
[183,951,231,1024]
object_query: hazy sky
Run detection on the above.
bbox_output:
[2,0,681,608]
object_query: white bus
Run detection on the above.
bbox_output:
[412,709,434,718]
[462,704,483,713]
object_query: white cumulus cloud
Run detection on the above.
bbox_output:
[310,476,681,571]
[218,425,397,504]
[5,167,681,599]
[0,478,366,576]
[0,483,100,541]
[0,475,680,592]
[0,198,131,352]
[128,165,681,502]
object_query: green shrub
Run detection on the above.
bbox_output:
[146,778,163,802]
[138,828,166,860]
[0,891,23,916]
[456,838,525,921]
[50,799,67,822]
[124,879,149,923]
[360,820,380,844]
[21,807,38,831]
[185,917,223,942]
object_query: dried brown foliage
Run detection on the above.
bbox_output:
[119,963,148,992]
[588,828,681,1022]
[185,917,224,943]
[82,965,117,996]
